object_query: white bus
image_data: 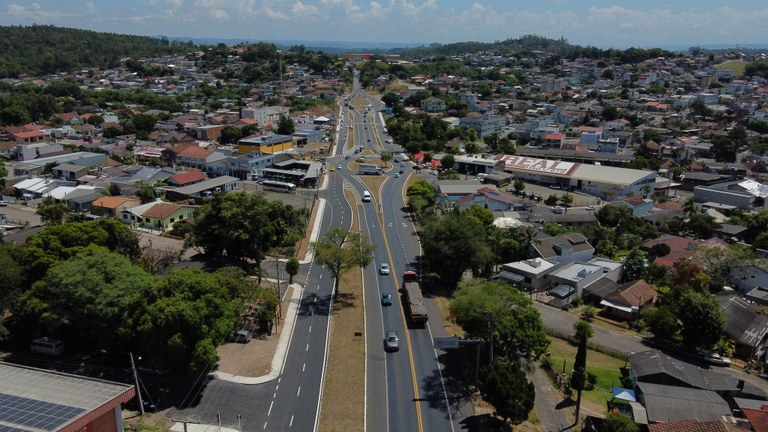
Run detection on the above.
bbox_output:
[261,180,297,193]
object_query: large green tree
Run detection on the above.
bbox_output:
[311,227,374,296]
[191,191,307,269]
[0,244,23,339]
[277,115,295,135]
[450,279,549,360]
[35,196,69,226]
[641,305,678,341]
[677,291,726,350]
[603,412,640,432]
[128,267,241,372]
[478,358,535,425]
[423,212,493,287]
[15,246,150,349]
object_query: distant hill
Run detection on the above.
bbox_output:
[164,36,422,54]
[0,25,194,78]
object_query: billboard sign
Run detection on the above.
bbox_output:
[500,156,578,176]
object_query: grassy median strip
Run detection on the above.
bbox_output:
[318,189,366,432]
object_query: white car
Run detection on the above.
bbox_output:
[379,263,390,275]
[586,205,595,211]
[704,352,732,366]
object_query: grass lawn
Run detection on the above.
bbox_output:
[546,338,625,417]
[715,60,747,77]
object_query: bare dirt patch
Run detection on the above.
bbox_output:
[318,189,366,432]
[216,284,293,377]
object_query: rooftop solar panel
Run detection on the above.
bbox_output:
[0,393,86,432]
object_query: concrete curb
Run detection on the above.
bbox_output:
[212,281,303,385]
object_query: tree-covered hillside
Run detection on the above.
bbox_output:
[0,25,195,78]
[395,34,677,63]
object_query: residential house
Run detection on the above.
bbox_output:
[63,188,103,212]
[747,287,768,306]
[91,196,141,218]
[547,262,608,298]
[742,404,768,432]
[636,382,732,423]
[717,295,768,360]
[643,234,728,268]
[436,181,499,202]
[193,125,226,141]
[15,142,64,161]
[51,163,89,182]
[648,419,751,432]
[600,279,657,321]
[167,170,207,187]
[175,146,226,171]
[454,188,515,212]
[420,97,446,113]
[610,196,654,216]
[498,258,558,292]
[121,201,195,231]
[532,233,595,265]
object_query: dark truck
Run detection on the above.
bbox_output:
[401,271,428,327]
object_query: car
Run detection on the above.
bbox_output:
[329,165,335,171]
[551,206,564,214]
[399,169,404,174]
[379,263,390,275]
[586,205,596,211]
[233,329,252,343]
[345,154,350,159]
[0,200,7,207]
[336,165,342,170]
[384,331,399,352]
[395,173,400,178]
[381,293,393,306]
[704,352,732,366]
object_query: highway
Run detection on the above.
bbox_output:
[169,73,472,431]
[342,75,473,431]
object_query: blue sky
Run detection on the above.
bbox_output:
[2,1,767,48]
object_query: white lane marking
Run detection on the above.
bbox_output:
[297,386,301,397]
[306,343,309,351]
[290,415,294,427]
[302,363,306,372]
[263,422,268,429]
[268,400,274,416]
[309,325,312,333]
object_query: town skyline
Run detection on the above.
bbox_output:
[2,1,768,50]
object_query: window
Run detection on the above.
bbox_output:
[170,217,175,223]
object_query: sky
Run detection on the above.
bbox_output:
[2,0,768,49]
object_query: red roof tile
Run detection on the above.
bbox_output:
[142,203,183,220]
[606,279,657,307]
[743,405,768,432]
[170,170,207,185]
[178,146,213,158]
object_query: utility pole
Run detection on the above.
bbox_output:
[276,256,282,319]
[129,353,144,415]
[171,419,200,432]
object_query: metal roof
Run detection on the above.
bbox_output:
[166,176,239,196]
[637,382,730,423]
[0,363,134,432]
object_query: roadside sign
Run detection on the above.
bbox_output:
[434,336,460,350]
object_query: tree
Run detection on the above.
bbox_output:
[285,257,299,284]
[641,305,678,341]
[15,246,150,349]
[0,159,8,190]
[137,183,159,204]
[622,248,648,281]
[277,115,295,135]
[478,359,535,425]
[380,150,393,168]
[603,412,640,432]
[423,212,492,287]
[602,105,619,120]
[35,196,69,226]
[571,319,591,422]
[192,191,306,270]
[513,179,525,194]
[0,244,23,339]
[450,279,550,360]
[440,154,455,170]
[573,320,594,340]
[462,205,494,227]
[311,227,374,296]
[107,182,121,196]
[127,267,242,372]
[220,125,243,144]
[677,291,726,350]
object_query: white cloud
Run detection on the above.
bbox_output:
[6,2,75,20]
[212,9,229,19]
[291,1,322,18]
[167,0,183,8]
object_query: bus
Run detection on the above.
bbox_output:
[261,180,297,193]
[401,271,428,327]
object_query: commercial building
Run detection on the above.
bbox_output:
[497,155,657,198]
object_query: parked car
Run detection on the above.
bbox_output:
[381,293,393,306]
[379,263,390,275]
[551,206,564,214]
[233,329,252,343]
[0,200,7,206]
[384,331,399,352]
[704,352,731,366]
[586,205,595,211]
